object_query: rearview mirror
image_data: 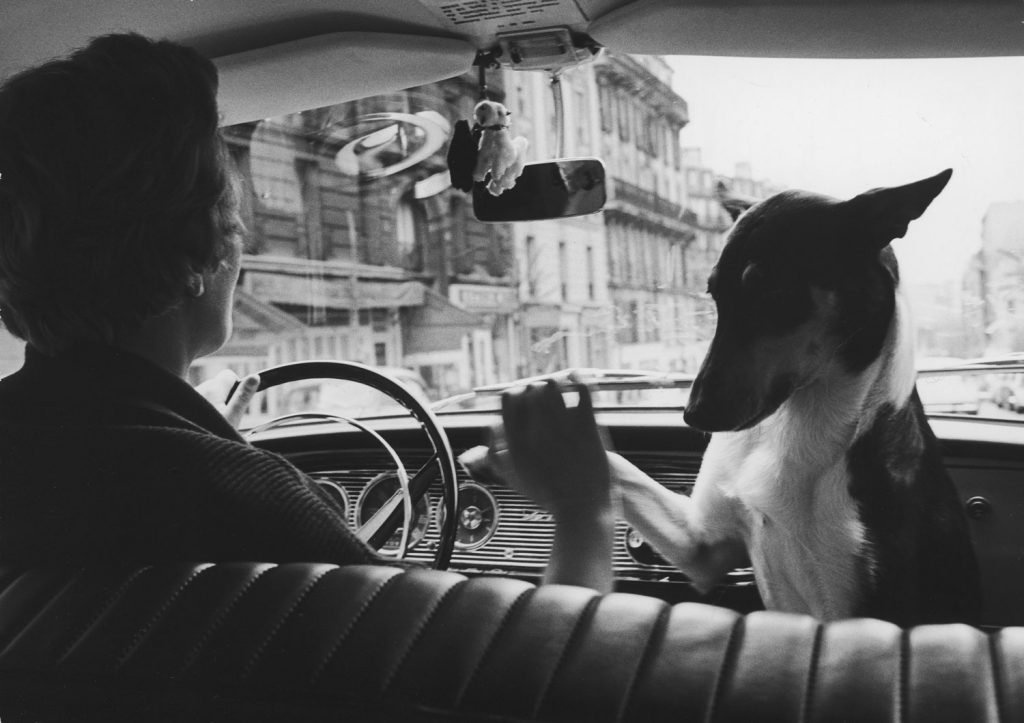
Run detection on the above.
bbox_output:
[473,158,605,222]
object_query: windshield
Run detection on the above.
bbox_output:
[212,54,1024,424]
[6,54,1019,423]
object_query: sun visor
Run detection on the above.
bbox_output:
[215,32,475,126]
[589,0,1024,59]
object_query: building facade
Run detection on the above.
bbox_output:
[597,54,693,371]
[500,62,613,375]
[192,71,521,406]
[963,201,1024,355]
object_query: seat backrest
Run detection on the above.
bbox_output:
[0,562,1016,721]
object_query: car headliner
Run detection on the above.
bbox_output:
[2,1,1022,126]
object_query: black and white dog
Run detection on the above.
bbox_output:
[610,169,981,624]
[464,169,981,625]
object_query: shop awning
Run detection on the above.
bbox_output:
[246,272,426,309]
[403,289,485,354]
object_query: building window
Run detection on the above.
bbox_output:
[374,342,387,366]
[639,233,650,287]
[526,235,538,298]
[559,240,568,301]
[274,303,351,327]
[395,197,418,264]
[615,301,639,345]
[599,83,613,132]
[644,302,660,343]
[574,86,590,152]
[629,234,640,286]
[247,119,306,257]
[628,300,641,344]
[326,208,359,262]
[617,93,631,141]
[586,245,595,300]
[606,227,617,284]
[357,308,390,331]
[640,114,656,155]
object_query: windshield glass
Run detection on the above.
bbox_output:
[222,55,1024,423]
[6,54,1018,423]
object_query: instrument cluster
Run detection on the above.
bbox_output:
[306,448,708,581]
[314,471,500,555]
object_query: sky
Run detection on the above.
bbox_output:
[665,56,1024,285]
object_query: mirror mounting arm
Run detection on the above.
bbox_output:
[473,50,502,101]
[549,70,565,158]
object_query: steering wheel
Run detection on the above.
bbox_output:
[237,360,459,570]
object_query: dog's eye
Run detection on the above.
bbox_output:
[740,263,765,291]
[740,264,800,307]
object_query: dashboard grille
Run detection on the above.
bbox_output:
[307,449,712,582]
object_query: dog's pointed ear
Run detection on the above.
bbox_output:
[844,169,952,249]
[716,180,757,222]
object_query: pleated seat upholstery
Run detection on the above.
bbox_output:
[0,563,1015,722]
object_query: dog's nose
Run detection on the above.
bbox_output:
[684,389,748,432]
[683,398,719,431]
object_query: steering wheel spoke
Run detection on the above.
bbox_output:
[240,361,459,569]
[357,453,440,549]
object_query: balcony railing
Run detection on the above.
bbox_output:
[610,177,683,219]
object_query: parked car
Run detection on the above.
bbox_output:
[993,372,1024,413]
[917,357,982,415]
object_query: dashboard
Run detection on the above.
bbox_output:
[253,410,1024,623]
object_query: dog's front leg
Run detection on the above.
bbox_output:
[609,452,748,593]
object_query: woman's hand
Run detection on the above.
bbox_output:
[195,369,260,429]
[500,379,615,592]
[500,379,612,516]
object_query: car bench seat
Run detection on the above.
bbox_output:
[0,562,1017,722]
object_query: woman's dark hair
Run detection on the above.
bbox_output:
[0,33,239,354]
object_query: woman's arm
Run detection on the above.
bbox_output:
[499,380,615,593]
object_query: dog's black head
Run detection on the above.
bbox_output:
[683,169,952,432]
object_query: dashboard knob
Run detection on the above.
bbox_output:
[623,527,670,566]
[965,496,992,520]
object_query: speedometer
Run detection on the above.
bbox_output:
[356,472,431,554]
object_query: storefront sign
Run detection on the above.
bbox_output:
[449,284,518,312]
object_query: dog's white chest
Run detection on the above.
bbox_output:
[700,432,871,620]
[747,481,867,618]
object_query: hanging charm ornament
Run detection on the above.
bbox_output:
[470,100,529,196]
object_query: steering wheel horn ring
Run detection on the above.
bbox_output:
[237,360,459,569]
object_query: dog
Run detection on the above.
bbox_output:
[609,168,981,625]
[464,169,981,626]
